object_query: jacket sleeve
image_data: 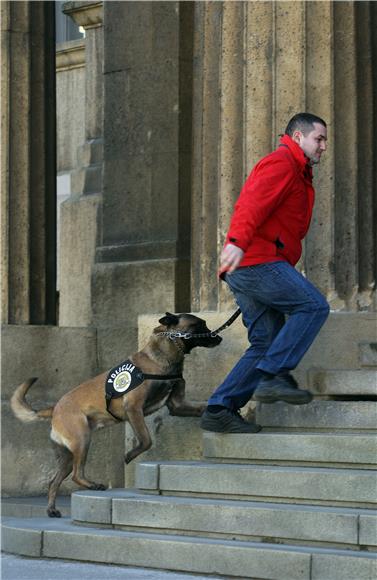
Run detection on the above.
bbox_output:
[227,155,297,251]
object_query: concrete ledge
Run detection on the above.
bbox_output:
[308,369,377,396]
[136,461,377,507]
[202,432,377,467]
[359,514,377,547]
[1,496,70,518]
[104,492,366,547]
[311,551,377,579]
[256,401,377,430]
[1,520,42,557]
[3,516,377,579]
[359,342,377,367]
[111,495,375,548]
[71,488,139,524]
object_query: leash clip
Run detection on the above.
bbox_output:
[172,331,192,339]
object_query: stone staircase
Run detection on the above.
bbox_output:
[2,323,377,579]
[2,397,377,579]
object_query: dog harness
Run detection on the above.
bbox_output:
[105,360,182,421]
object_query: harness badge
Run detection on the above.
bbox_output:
[106,361,143,398]
[113,370,132,393]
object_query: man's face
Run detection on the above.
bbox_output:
[293,122,327,165]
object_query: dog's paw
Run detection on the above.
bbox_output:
[90,483,106,491]
[47,508,61,518]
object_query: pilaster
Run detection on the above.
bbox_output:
[0,0,56,325]
[58,1,103,326]
[92,1,189,346]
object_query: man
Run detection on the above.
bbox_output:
[201,112,330,434]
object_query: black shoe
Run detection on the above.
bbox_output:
[253,373,313,405]
[200,408,262,433]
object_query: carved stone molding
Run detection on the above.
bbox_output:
[63,1,102,29]
[56,39,85,72]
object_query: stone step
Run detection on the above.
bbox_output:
[359,342,377,367]
[307,369,377,396]
[1,496,70,518]
[256,400,377,430]
[71,489,377,550]
[202,431,377,468]
[136,461,377,508]
[2,515,377,580]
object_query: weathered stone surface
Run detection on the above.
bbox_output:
[203,432,377,467]
[359,514,377,547]
[42,526,312,579]
[307,369,377,395]
[71,490,113,524]
[359,342,377,367]
[72,489,141,524]
[56,40,85,173]
[1,1,57,325]
[92,262,176,329]
[1,520,42,557]
[1,496,70,518]
[1,324,98,399]
[59,195,101,327]
[110,492,362,547]
[256,401,377,430]
[135,462,159,491]
[3,515,376,580]
[312,551,377,580]
[136,461,377,507]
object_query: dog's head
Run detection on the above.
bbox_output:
[158,312,222,353]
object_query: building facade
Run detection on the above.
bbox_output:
[1,1,376,495]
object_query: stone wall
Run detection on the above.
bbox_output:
[1,325,125,496]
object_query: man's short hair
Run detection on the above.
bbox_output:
[285,113,327,137]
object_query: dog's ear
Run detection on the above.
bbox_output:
[159,312,179,327]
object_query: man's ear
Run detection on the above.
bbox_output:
[292,130,303,145]
[158,312,179,327]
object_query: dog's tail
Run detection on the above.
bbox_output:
[10,378,54,423]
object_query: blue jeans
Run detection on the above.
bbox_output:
[208,261,329,410]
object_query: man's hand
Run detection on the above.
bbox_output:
[220,243,244,274]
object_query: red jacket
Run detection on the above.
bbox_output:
[224,134,315,269]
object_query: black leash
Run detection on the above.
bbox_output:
[211,308,242,336]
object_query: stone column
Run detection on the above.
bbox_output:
[191,2,222,312]
[356,1,375,307]
[92,1,193,360]
[0,0,56,325]
[304,0,337,307]
[58,1,103,326]
[244,1,274,169]
[218,3,245,311]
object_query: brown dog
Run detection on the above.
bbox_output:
[10,312,222,517]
